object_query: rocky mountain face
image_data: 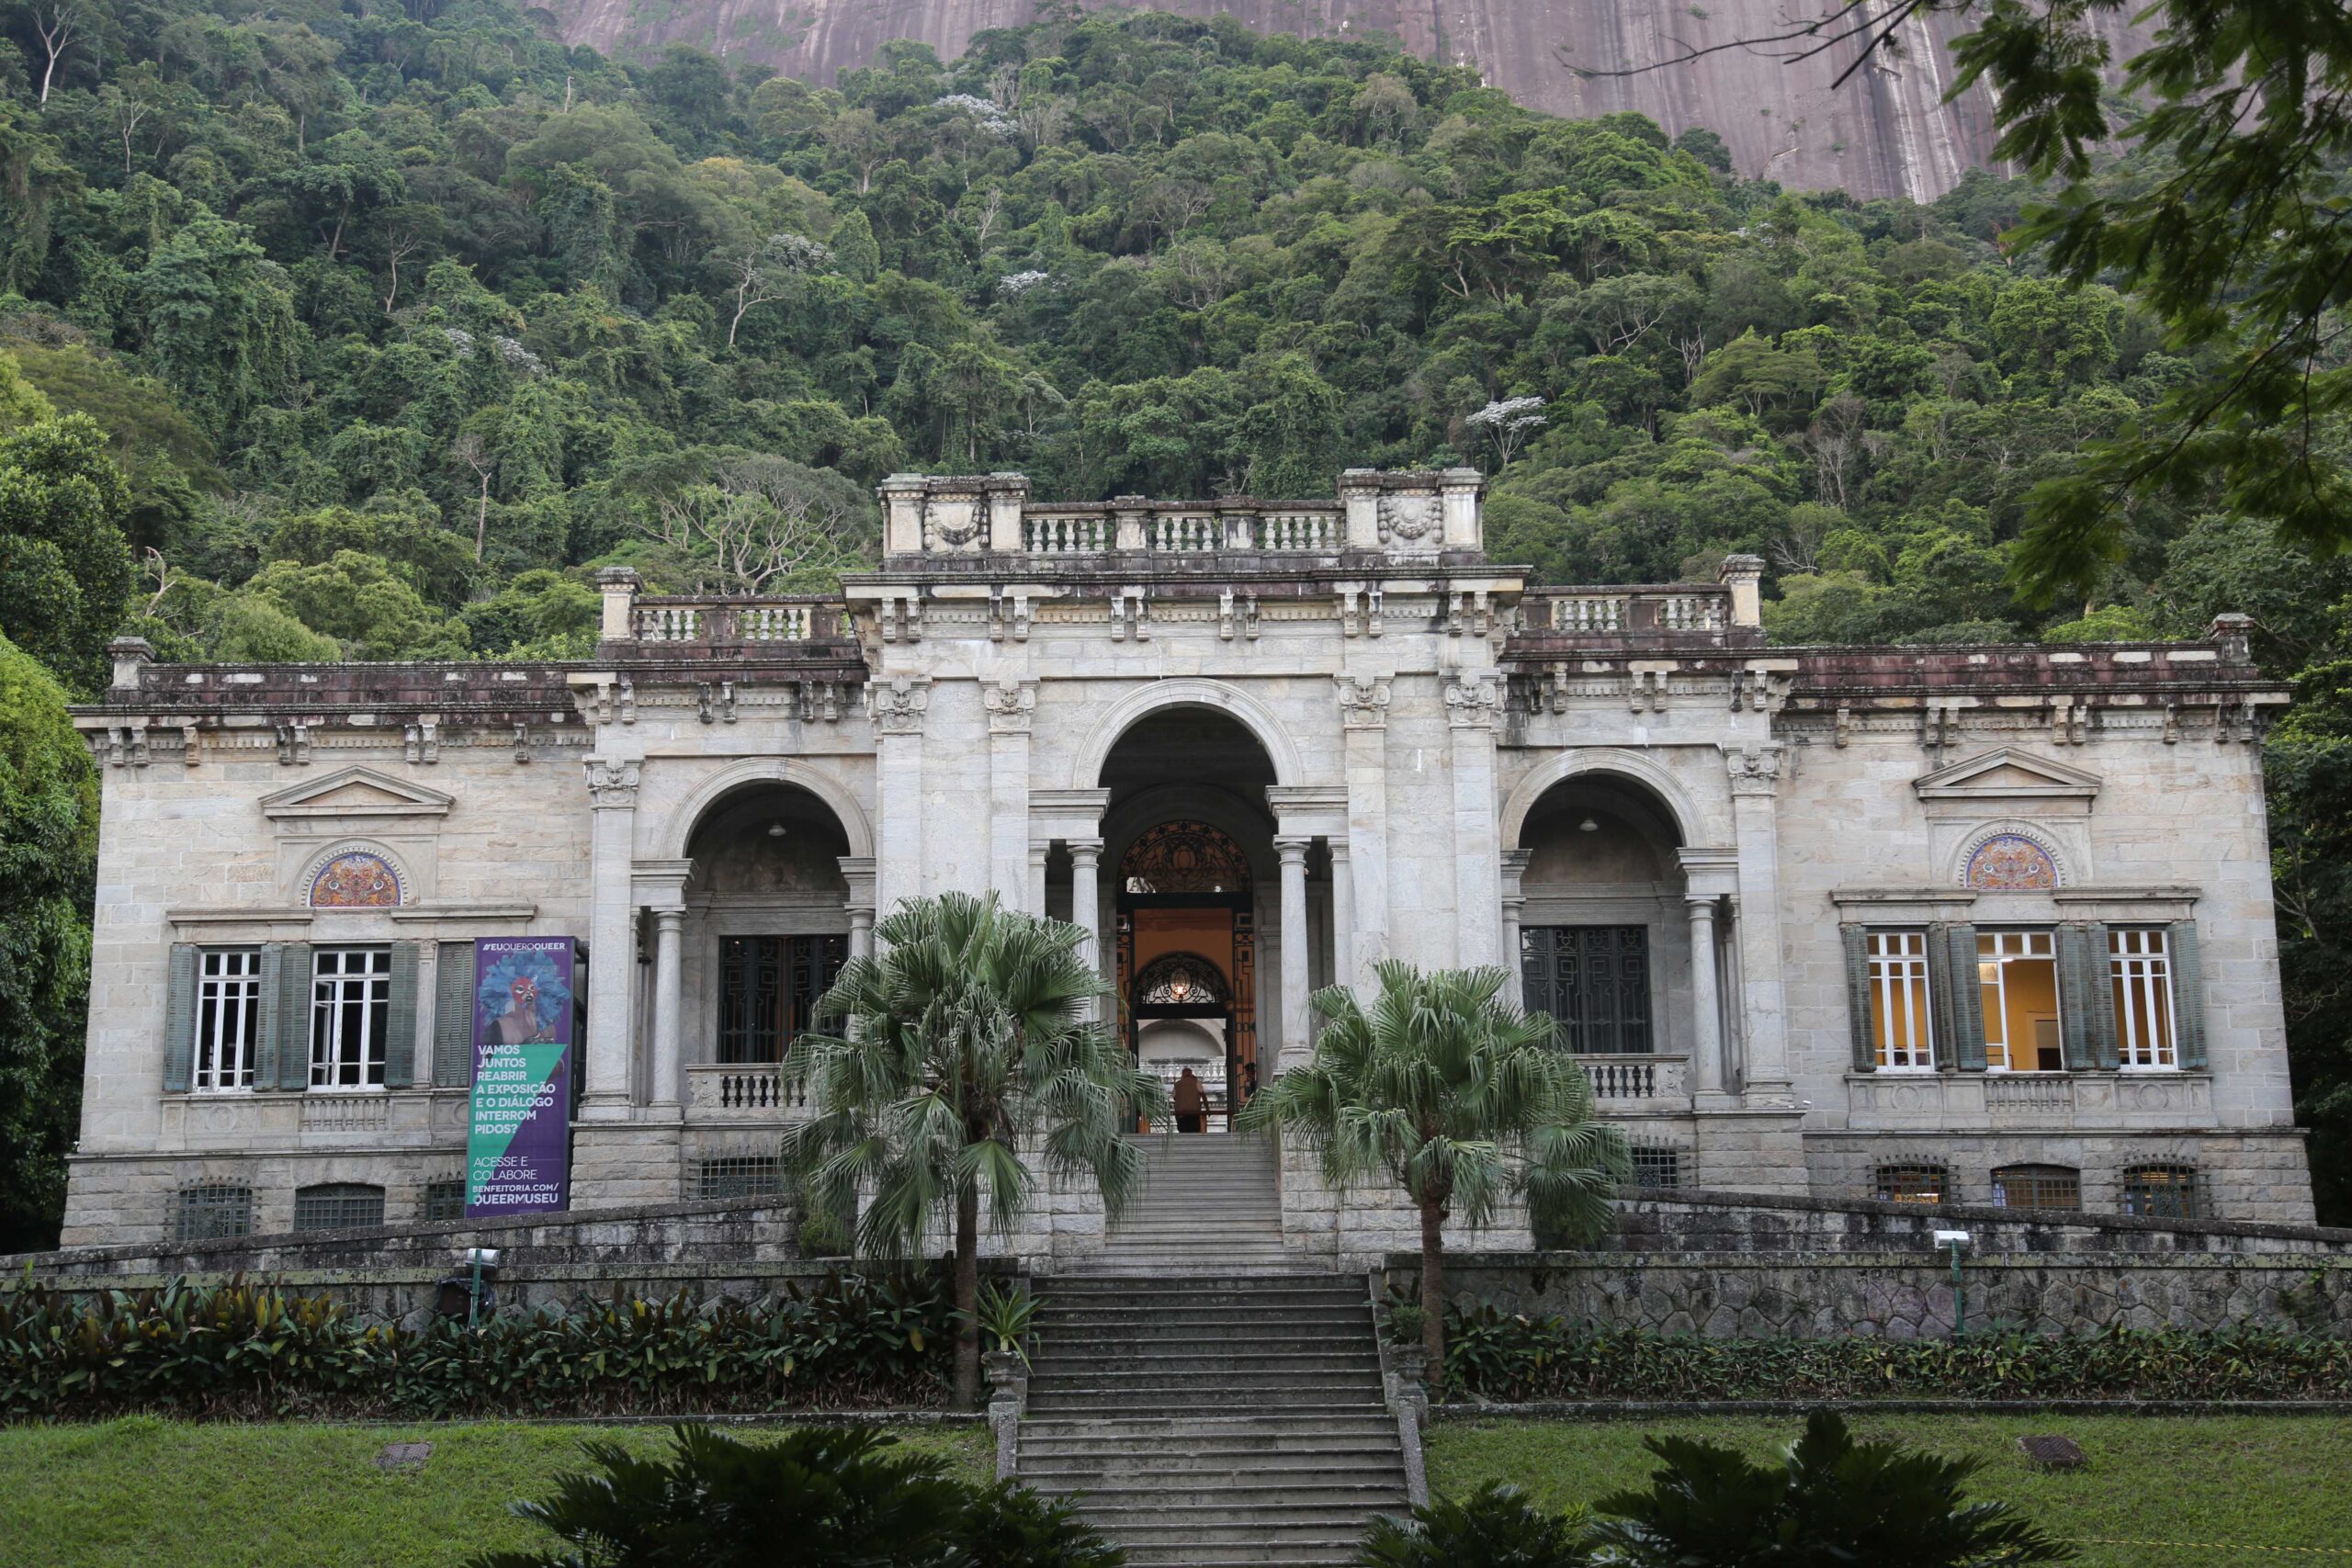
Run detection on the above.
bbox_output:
[539,0,2148,201]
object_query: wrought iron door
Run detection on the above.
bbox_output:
[718,934,847,1063]
[1521,925,1651,1055]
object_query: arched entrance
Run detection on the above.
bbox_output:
[681,783,854,1071]
[1119,832,1256,1131]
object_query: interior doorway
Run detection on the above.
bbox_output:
[1116,821,1257,1132]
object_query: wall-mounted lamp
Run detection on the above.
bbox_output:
[1577,816,1600,832]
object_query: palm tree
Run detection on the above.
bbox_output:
[786,891,1169,1408]
[1238,961,1627,1392]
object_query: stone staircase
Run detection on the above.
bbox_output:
[1085,1133,1293,1274]
[1015,1136,1412,1567]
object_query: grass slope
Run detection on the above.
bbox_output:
[0,1416,991,1567]
[1428,1413,2352,1567]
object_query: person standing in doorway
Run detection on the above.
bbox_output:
[1174,1066,1204,1134]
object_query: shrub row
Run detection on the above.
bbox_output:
[1438,1303,2352,1403]
[1,1270,950,1420]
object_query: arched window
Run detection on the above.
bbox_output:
[1966,833,2057,891]
[1992,1164,2081,1212]
[2122,1164,2201,1220]
[1122,821,1251,894]
[1875,1162,1948,1204]
[1133,951,1233,1008]
[309,850,402,908]
[293,1182,385,1232]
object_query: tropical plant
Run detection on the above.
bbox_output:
[1238,961,1627,1390]
[958,1480,1129,1568]
[964,1280,1045,1368]
[1588,1409,2076,1566]
[1356,1482,1592,1568]
[786,892,1169,1408]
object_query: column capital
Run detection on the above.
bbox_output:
[1336,673,1391,729]
[1684,892,1723,915]
[984,676,1036,734]
[1068,837,1103,865]
[652,905,686,928]
[1273,834,1313,861]
[584,758,640,808]
[1443,672,1501,728]
[866,676,932,735]
[1725,743,1784,797]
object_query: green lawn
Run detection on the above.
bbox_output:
[0,1416,992,1568]
[1427,1413,2352,1567]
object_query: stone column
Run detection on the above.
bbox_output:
[1500,849,1533,984]
[650,907,684,1116]
[869,678,929,918]
[1026,843,1048,919]
[1338,675,1390,984]
[1686,895,1724,1100]
[1444,671,1504,967]
[1276,836,1313,1067]
[1069,839,1103,1017]
[581,759,641,1119]
[1726,746,1795,1104]
[985,679,1035,909]
[1329,838,1355,997]
[839,857,876,960]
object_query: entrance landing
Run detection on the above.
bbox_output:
[1088,1134,1300,1275]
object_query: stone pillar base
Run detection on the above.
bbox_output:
[568,1122,685,1211]
[1690,1108,1808,1196]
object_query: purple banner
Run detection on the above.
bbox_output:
[464,938,577,1218]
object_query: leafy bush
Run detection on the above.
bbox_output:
[1356,1482,1591,1567]
[1589,1409,2075,1565]
[1439,1303,2352,1403]
[0,1270,952,1420]
[473,1424,1122,1568]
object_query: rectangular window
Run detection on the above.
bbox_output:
[1876,1163,1947,1204]
[311,948,392,1089]
[1868,931,1935,1071]
[1978,931,2063,1072]
[2122,1164,2200,1220]
[1992,1164,2081,1211]
[699,1156,782,1200]
[1521,926,1651,1055]
[172,1184,253,1242]
[2110,928,2178,1069]
[293,1182,386,1231]
[718,934,847,1064]
[423,1179,466,1224]
[195,949,263,1091]
[1628,1147,1681,1190]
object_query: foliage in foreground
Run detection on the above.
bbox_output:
[1429,1304,2352,1404]
[0,1271,949,1420]
[1356,1481,1593,1568]
[472,1424,1121,1568]
[1589,1409,2075,1565]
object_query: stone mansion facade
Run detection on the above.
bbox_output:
[60,468,2315,1251]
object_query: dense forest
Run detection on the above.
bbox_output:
[0,0,2345,1245]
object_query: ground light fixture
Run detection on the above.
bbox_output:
[1935,1229,1972,1337]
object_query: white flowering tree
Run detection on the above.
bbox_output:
[1464,395,1548,468]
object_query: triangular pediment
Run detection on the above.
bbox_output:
[1914,748,2100,801]
[261,766,453,819]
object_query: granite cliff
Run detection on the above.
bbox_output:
[538,0,2147,201]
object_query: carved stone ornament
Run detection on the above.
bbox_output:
[1725,745,1783,796]
[984,678,1036,734]
[1443,673,1500,727]
[921,491,985,552]
[1376,492,1441,545]
[868,677,932,735]
[584,758,641,807]
[1336,674,1392,729]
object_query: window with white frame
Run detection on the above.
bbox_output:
[311,947,391,1088]
[195,949,263,1091]
[1977,931,2064,1072]
[1867,930,1936,1071]
[2109,928,2178,1070]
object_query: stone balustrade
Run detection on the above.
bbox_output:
[1526,585,1735,637]
[684,1064,808,1120]
[1578,1055,1688,1109]
[627,597,845,646]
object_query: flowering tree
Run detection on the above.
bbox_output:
[1464,396,1548,467]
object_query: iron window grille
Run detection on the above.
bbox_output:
[172,1184,254,1242]
[311,947,392,1088]
[293,1182,387,1232]
[2122,1164,2201,1220]
[1875,1163,1948,1204]
[699,1156,783,1200]
[1992,1164,2082,1211]
[1628,1146,1682,1190]
[195,949,263,1091]
[423,1179,466,1224]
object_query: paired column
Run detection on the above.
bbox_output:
[839,856,876,960]
[649,907,684,1115]
[1685,894,1725,1100]
[1499,849,1532,981]
[1069,839,1103,1017]
[1276,835,1312,1068]
[1329,840,1354,994]
[581,760,641,1119]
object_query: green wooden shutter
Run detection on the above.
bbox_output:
[1841,925,1875,1072]
[1945,924,1986,1071]
[384,942,420,1089]
[1925,922,1957,1072]
[254,944,284,1089]
[2086,922,2120,1070]
[435,941,476,1088]
[162,944,198,1091]
[275,942,314,1090]
[2056,924,2098,1071]
[2171,920,2207,1070]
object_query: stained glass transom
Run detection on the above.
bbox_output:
[1122,821,1251,894]
[1135,951,1232,1007]
[310,851,402,908]
[1966,834,2056,891]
